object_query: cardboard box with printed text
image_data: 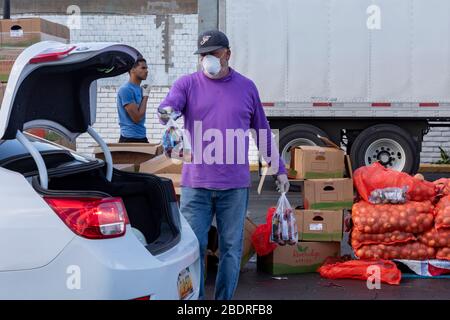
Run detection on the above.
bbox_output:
[289,146,345,180]
[303,178,353,210]
[257,241,340,275]
[295,209,344,242]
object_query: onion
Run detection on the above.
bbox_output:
[418,249,427,257]
[389,217,398,225]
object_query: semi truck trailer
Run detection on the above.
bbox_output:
[199,0,450,173]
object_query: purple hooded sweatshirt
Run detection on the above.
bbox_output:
[158,68,286,189]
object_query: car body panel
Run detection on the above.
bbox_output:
[0,220,200,300]
[0,167,75,271]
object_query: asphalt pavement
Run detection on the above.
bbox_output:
[204,171,450,300]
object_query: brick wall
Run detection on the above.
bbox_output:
[421,127,450,164]
[13,13,200,155]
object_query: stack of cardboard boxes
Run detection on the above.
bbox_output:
[140,154,183,195]
[0,18,70,88]
[258,145,354,275]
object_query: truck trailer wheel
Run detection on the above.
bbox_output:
[350,124,418,174]
[279,124,328,166]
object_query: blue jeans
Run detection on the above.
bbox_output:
[180,187,250,300]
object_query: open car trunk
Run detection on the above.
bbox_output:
[1,41,182,255]
[33,165,182,255]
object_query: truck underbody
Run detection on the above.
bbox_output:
[268,117,445,174]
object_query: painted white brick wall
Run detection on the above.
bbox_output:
[421,127,450,164]
[13,13,449,164]
[15,14,199,87]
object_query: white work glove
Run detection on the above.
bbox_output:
[276,174,290,193]
[141,84,152,97]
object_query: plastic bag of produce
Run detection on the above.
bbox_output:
[270,193,298,246]
[318,259,402,285]
[434,195,450,230]
[437,248,450,261]
[418,228,450,248]
[251,207,278,256]
[354,162,436,202]
[355,242,436,261]
[368,187,408,204]
[351,229,415,249]
[161,112,191,161]
[352,201,434,234]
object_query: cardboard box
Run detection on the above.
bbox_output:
[0,18,69,48]
[289,146,345,179]
[303,178,353,210]
[140,154,183,174]
[113,163,138,173]
[0,82,5,106]
[0,48,23,60]
[241,218,257,269]
[207,218,257,270]
[295,209,343,242]
[93,143,163,166]
[257,241,340,275]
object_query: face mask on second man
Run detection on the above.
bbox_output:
[201,54,222,78]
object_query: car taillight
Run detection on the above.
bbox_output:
[29,45,76,64]
[44,197,130,239]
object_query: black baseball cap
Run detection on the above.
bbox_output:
[194,30,230,55]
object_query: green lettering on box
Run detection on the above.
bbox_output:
[303,171,344,179]
[309,201,353,210]
[301,232,343,242]
[271,263,323,275]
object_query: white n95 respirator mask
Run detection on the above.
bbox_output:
[201,55,222,77]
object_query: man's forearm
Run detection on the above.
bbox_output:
[138,96,149,120]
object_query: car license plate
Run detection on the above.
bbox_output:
[177,267,194,300]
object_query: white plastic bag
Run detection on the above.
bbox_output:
[161,113,191,162]
[270,192,298,245]
[369,186,408,204]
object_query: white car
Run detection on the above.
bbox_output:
[0,41,200,300]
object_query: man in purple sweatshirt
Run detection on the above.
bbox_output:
[158,30,289,300]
